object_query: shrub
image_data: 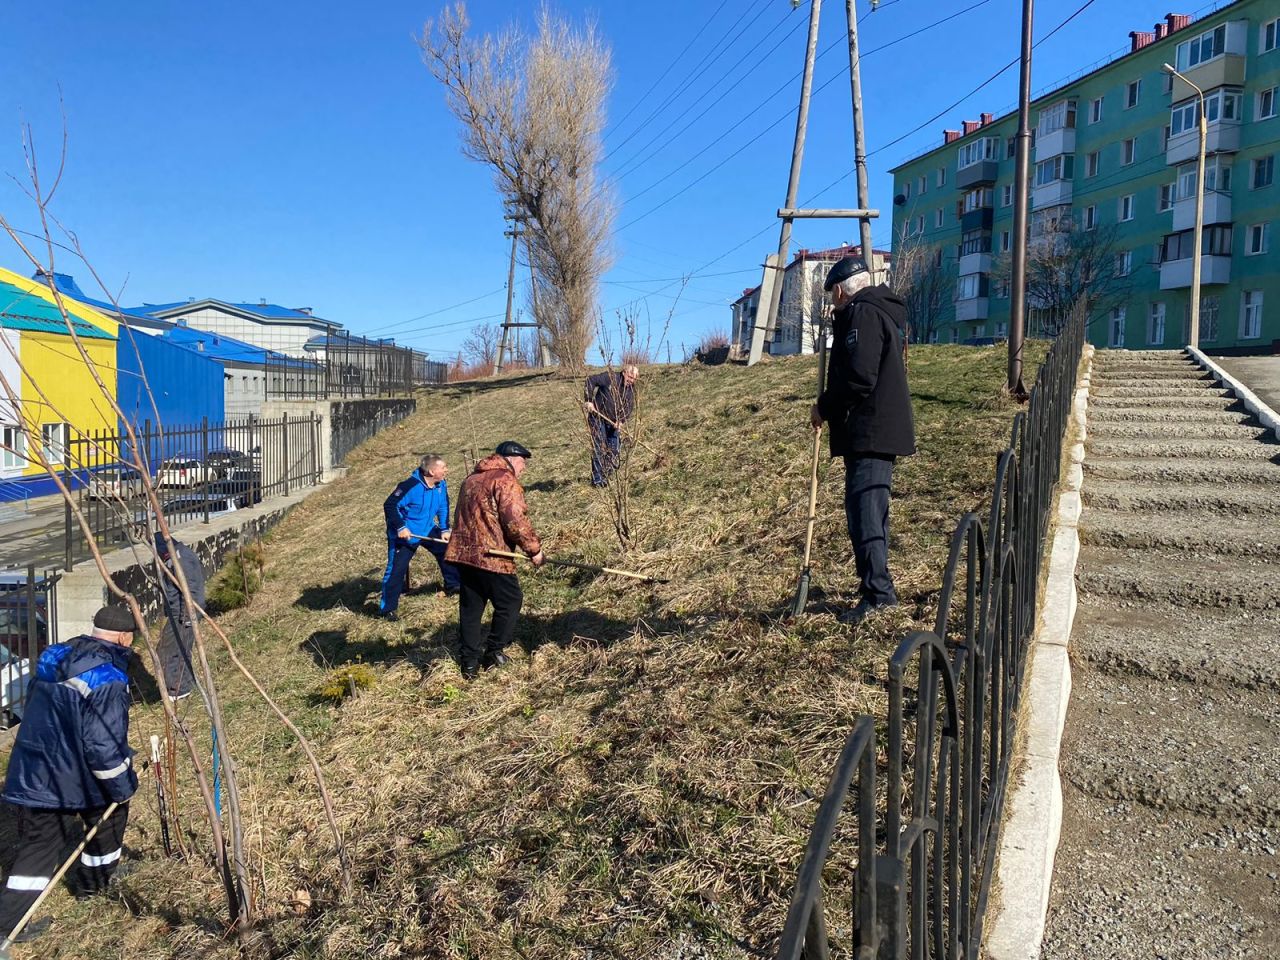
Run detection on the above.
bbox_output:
[205,542,266,614]
[313,663,377,704]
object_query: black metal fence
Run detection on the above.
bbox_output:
[776,310,1086,959]
[264,333,447,400]
[64,413,322,568]
[329,398,417,469]
[0,565,60,728]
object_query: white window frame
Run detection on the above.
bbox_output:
[918,175,928,195]
[1115,250,1132,277]
[1,423,26,473]
[957,137,1000,170]
[41,422,69,466]
[1085,150,1100,177]
[1108,307,1126,348]
[1001,184,1013,207]
[1126,80,1141,109]
[937,166,947,187]
[1170,87,1243,137]
[1089,97,1103,124]
[1119,194,1135,222]
[1159,183,1175,211]
[1122,137,1137,166]
[916,214,926,235]
[1262,17,1278,54]
[994,320,1008,337]
[935,208,944,228]
[1246,222,1270,256]
[956,274,981,301]
[1259,87,1278,121]
[1083,204,1098,230]
[904,180,912,200]
[1175,23,1228,71]
[1200,295,1221,341]
[1035,99,1076,139]
[1178,156,1232,199]
[1253,155,1276,190]
[1000,230,1011,252]
[1035,154,1074,186]
[1147,302,1166,346]
[1241,290,1264,339]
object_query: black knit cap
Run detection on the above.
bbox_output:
[495,440,533,459]
[93,605,137,632]
[823,255,868,291]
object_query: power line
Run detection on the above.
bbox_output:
[361,287,506,335]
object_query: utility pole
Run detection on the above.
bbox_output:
[1007,0,1033,400]
[747,0,824,366]
[844,0,876,274]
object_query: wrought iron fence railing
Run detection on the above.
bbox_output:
[0,565,60,728]
[264,333,447,400]
[63,413,322,569]
[777,309,1086,959]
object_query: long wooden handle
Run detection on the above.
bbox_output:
[2,801,121,950]
[485,549,666,583]
[799,321,829,571]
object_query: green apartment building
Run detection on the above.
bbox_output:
[889,0,1280,352]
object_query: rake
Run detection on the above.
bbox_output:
[789,319,828,619]
[486,548,669,584]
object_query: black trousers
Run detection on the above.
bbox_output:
[843,454,898,606]
[457,565,522,669]
[157,618,196,697]
[0,802,130,934]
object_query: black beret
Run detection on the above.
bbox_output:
[495,440,533,459]
[94,605,137,632]
[823,255,868,291]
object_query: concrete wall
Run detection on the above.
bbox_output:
[262,396,417,476]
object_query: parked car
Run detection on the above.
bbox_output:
[206,448,251,478]
[0,570,54,727]
[210,468,263,508]
[157,458,218,489]
[86,466,145,501]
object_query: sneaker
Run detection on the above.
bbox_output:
[460,664,479,681]
[382,611,400,623]
[836,600,898,626]
[481,652,510,671]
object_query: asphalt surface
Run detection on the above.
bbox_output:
[1041,351,1280,960]
[1214,356,1280,417]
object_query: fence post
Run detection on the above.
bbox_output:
[25,563,36,673]
[64,498,73,571]
[312,412,320,484]
[202,416,210,524]
[282,415,290,496]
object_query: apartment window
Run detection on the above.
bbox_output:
[962,187,994,213]
[935,208,945,228]
[1036,99,1076,139]
[1254,155,1275,189]
[1162,124,1172,150]
[1119,194,1135,222]
[1159,183,1175,212]
[1148,303,1166,345]
[937,166,947,187]
[1115,250,1132,277]
[1241,291,1264,339]
[41,422,69,466]
[916,214,926,234]
[1081,205,1096,230]
[994,280,1011,300]
[1035,154,1074,186]
[1089,97,1103,124]
[1126,80,1141,109]
[1247,222,1270,255]
[1108,307,1126,348]
[1006,136,1017,159]
[1262,17,1278,53]
[950,327,960,344]
[1085,150,1100,177]
[1200,295,1221,341]
[960,229,991,256]
[1175,23,1227,71]
[1000,230,1011,252]
[957,274,981,300]
[934,247,944,268]
[904,180,912,200]
[1001,184,1013,207]
[957,137,1000,169]
[1258,86,1278,121]
[918,175,928,195]
[1122,137,1137,165]
[1178,156,1232,198]
[1161,224,1233,261]
[1,423,25,471]
[1170,87,1243,136]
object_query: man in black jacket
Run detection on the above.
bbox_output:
[0,605,138,945]
[583,365,638,486]
[810,256,916,625]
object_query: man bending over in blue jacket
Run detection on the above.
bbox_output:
[379,453,460,620]
[0,605,139,947]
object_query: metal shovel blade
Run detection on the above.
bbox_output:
[789,567,811,620]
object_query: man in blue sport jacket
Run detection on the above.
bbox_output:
[379,453,460,619]
[0,605,139,945]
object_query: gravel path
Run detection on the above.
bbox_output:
[1041,351,1280,960]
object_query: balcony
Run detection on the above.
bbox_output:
[1035,126,1075,161]
[960,207,994,232]
[958,251,993,276]
[1171,55,1246,102]
[1159,254,1232,289]
[957,160,999,189]
[1172,190,1231,231]
[1166,123,1240,166]
[955,297,990,322]
[1032,179,1073,210]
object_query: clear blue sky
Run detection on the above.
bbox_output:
[0,0,1216,359]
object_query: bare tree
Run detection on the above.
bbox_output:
[993,215,1131,338]
[462,320,501,368]
[890,226,955,345]
[421,4,614,374]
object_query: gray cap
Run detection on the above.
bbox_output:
[823,255,868,291]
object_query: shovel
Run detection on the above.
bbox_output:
[789,319,828,619]
[486,548,670,584]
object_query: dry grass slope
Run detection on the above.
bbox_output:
[16,344,1042,960]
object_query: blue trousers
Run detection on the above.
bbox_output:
[590,421,621,485]
[843,455,897,606]
[379,532,460,613]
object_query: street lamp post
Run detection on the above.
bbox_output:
[1164,62,1207,349]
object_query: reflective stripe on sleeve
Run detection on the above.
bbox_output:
[5,874,50,890]
[91,759,130,780]
[80,848,122,868]
[61,676,91,697]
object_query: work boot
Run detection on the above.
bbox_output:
[837,599,897,626]
[460,663,479,681]
[382,611,400,623]
[481,652,509,671]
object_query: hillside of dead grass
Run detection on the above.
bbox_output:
[12,344,1043,960]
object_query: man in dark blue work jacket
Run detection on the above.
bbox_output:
[379,453,460,620]
[0,605,139,946]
